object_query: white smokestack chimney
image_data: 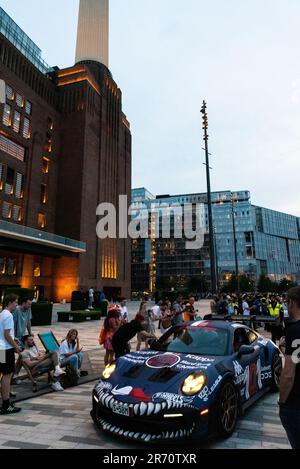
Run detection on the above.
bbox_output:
[75,0,109,68]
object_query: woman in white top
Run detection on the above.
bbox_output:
[59,329,83,377]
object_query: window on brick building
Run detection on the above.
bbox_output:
[38,213,46,229]
[41,184,47,204]
[6,85,14,101]
[12,111,21,133]
[2,201,12,219]
[5,167,14,195]
[42,157,50,174]
[25,100,32,115]
[16,93,23,108]
[3,103,12,126]
[12,205,22,222]
[0,163,4,190]
[23,118,31,139]
[15,173,23,199]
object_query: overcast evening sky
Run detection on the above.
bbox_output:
[1,0,300,216]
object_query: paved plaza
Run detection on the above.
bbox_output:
[0,300,291,449]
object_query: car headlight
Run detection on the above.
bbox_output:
[102,363,116,379]
[182,373,206,396]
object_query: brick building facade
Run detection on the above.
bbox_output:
[0,7,131,301]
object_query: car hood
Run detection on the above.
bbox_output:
[95,350,227,408]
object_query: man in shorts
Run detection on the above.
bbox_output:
[0,294,22,415]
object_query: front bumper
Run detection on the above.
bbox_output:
[91,391,210,443]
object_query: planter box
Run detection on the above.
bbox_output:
[31,302,53,327]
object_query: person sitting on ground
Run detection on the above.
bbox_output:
[102,306,121,366]
[112,315,156,359]
[21,336,65,392]
[59,330,83,378]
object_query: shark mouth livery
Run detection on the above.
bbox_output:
[91,320,282,443]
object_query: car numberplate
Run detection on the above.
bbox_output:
[112,402,130,417]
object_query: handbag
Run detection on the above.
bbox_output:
[99,328,106,346]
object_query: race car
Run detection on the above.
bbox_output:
[91,320,282,444]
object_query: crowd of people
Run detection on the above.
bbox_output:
[210,293,289,343]
[1,287,300,449]
[0,294,85,415]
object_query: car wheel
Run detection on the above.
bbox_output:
[271,352,282,392]
[216,380,239,438]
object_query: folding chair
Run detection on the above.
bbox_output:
[38,331,60,353]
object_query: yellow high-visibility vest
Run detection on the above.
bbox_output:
[268,303,282,317]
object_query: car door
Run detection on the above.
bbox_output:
[232,328,261,404]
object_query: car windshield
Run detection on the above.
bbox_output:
[152,325,229,356]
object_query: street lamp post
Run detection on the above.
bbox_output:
[201,101,217,294]
[231,193,240,294]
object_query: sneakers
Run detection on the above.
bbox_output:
[54,367,66,378]
[0,404,21,415]
[51,382,64,392]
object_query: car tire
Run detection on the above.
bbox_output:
[215,380,239,439]
[270,352,282,392]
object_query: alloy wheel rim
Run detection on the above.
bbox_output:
[220,383,238,433]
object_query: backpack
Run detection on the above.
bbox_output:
[60,365,79,388]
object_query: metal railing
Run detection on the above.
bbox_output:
[0,219,86,252]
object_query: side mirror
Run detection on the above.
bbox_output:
[238,345,255,357]
[149,339,158,349]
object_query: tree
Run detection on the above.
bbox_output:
[222,274,255,293]
[257,275,277,293]
[155,277,169,291]
[278,278,297,293]
[187,276,208,294]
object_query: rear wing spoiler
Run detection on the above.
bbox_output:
[203,314,280,325]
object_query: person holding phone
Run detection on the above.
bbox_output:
[59,329,83,377]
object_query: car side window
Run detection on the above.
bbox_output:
[246,329,258,345]
[233,328,249,352]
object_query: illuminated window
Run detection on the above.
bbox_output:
[2,202,12,219]
[38,213,46,229]
[0,163,4,190]
[7,259,17,276]
[0,258,6,275]
[15,173,23,199]
[33,264,41,278]
[23,118,31,139]
[41,184,47,204]
[5,167,14,195]
[45,132,52,152]
[3,103,12,126]
[12,205,22,222]
[16,93,23,108]
[0,135,25,162]
[25,100,32,115]
[12,111,21,133]
[6,85,14,101]
[47,118,54,130]
[42,157,50,174]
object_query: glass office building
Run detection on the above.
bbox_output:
[0,7,53,74]
[131,188,300,292]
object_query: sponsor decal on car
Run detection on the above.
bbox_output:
[111,386,133,396]
[152,392,195,404]
[198,375,222,402]
[146,353,181,369]
[95,381,113,393]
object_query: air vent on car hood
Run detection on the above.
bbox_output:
[149,368,180,382]
[123,365,143,378]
